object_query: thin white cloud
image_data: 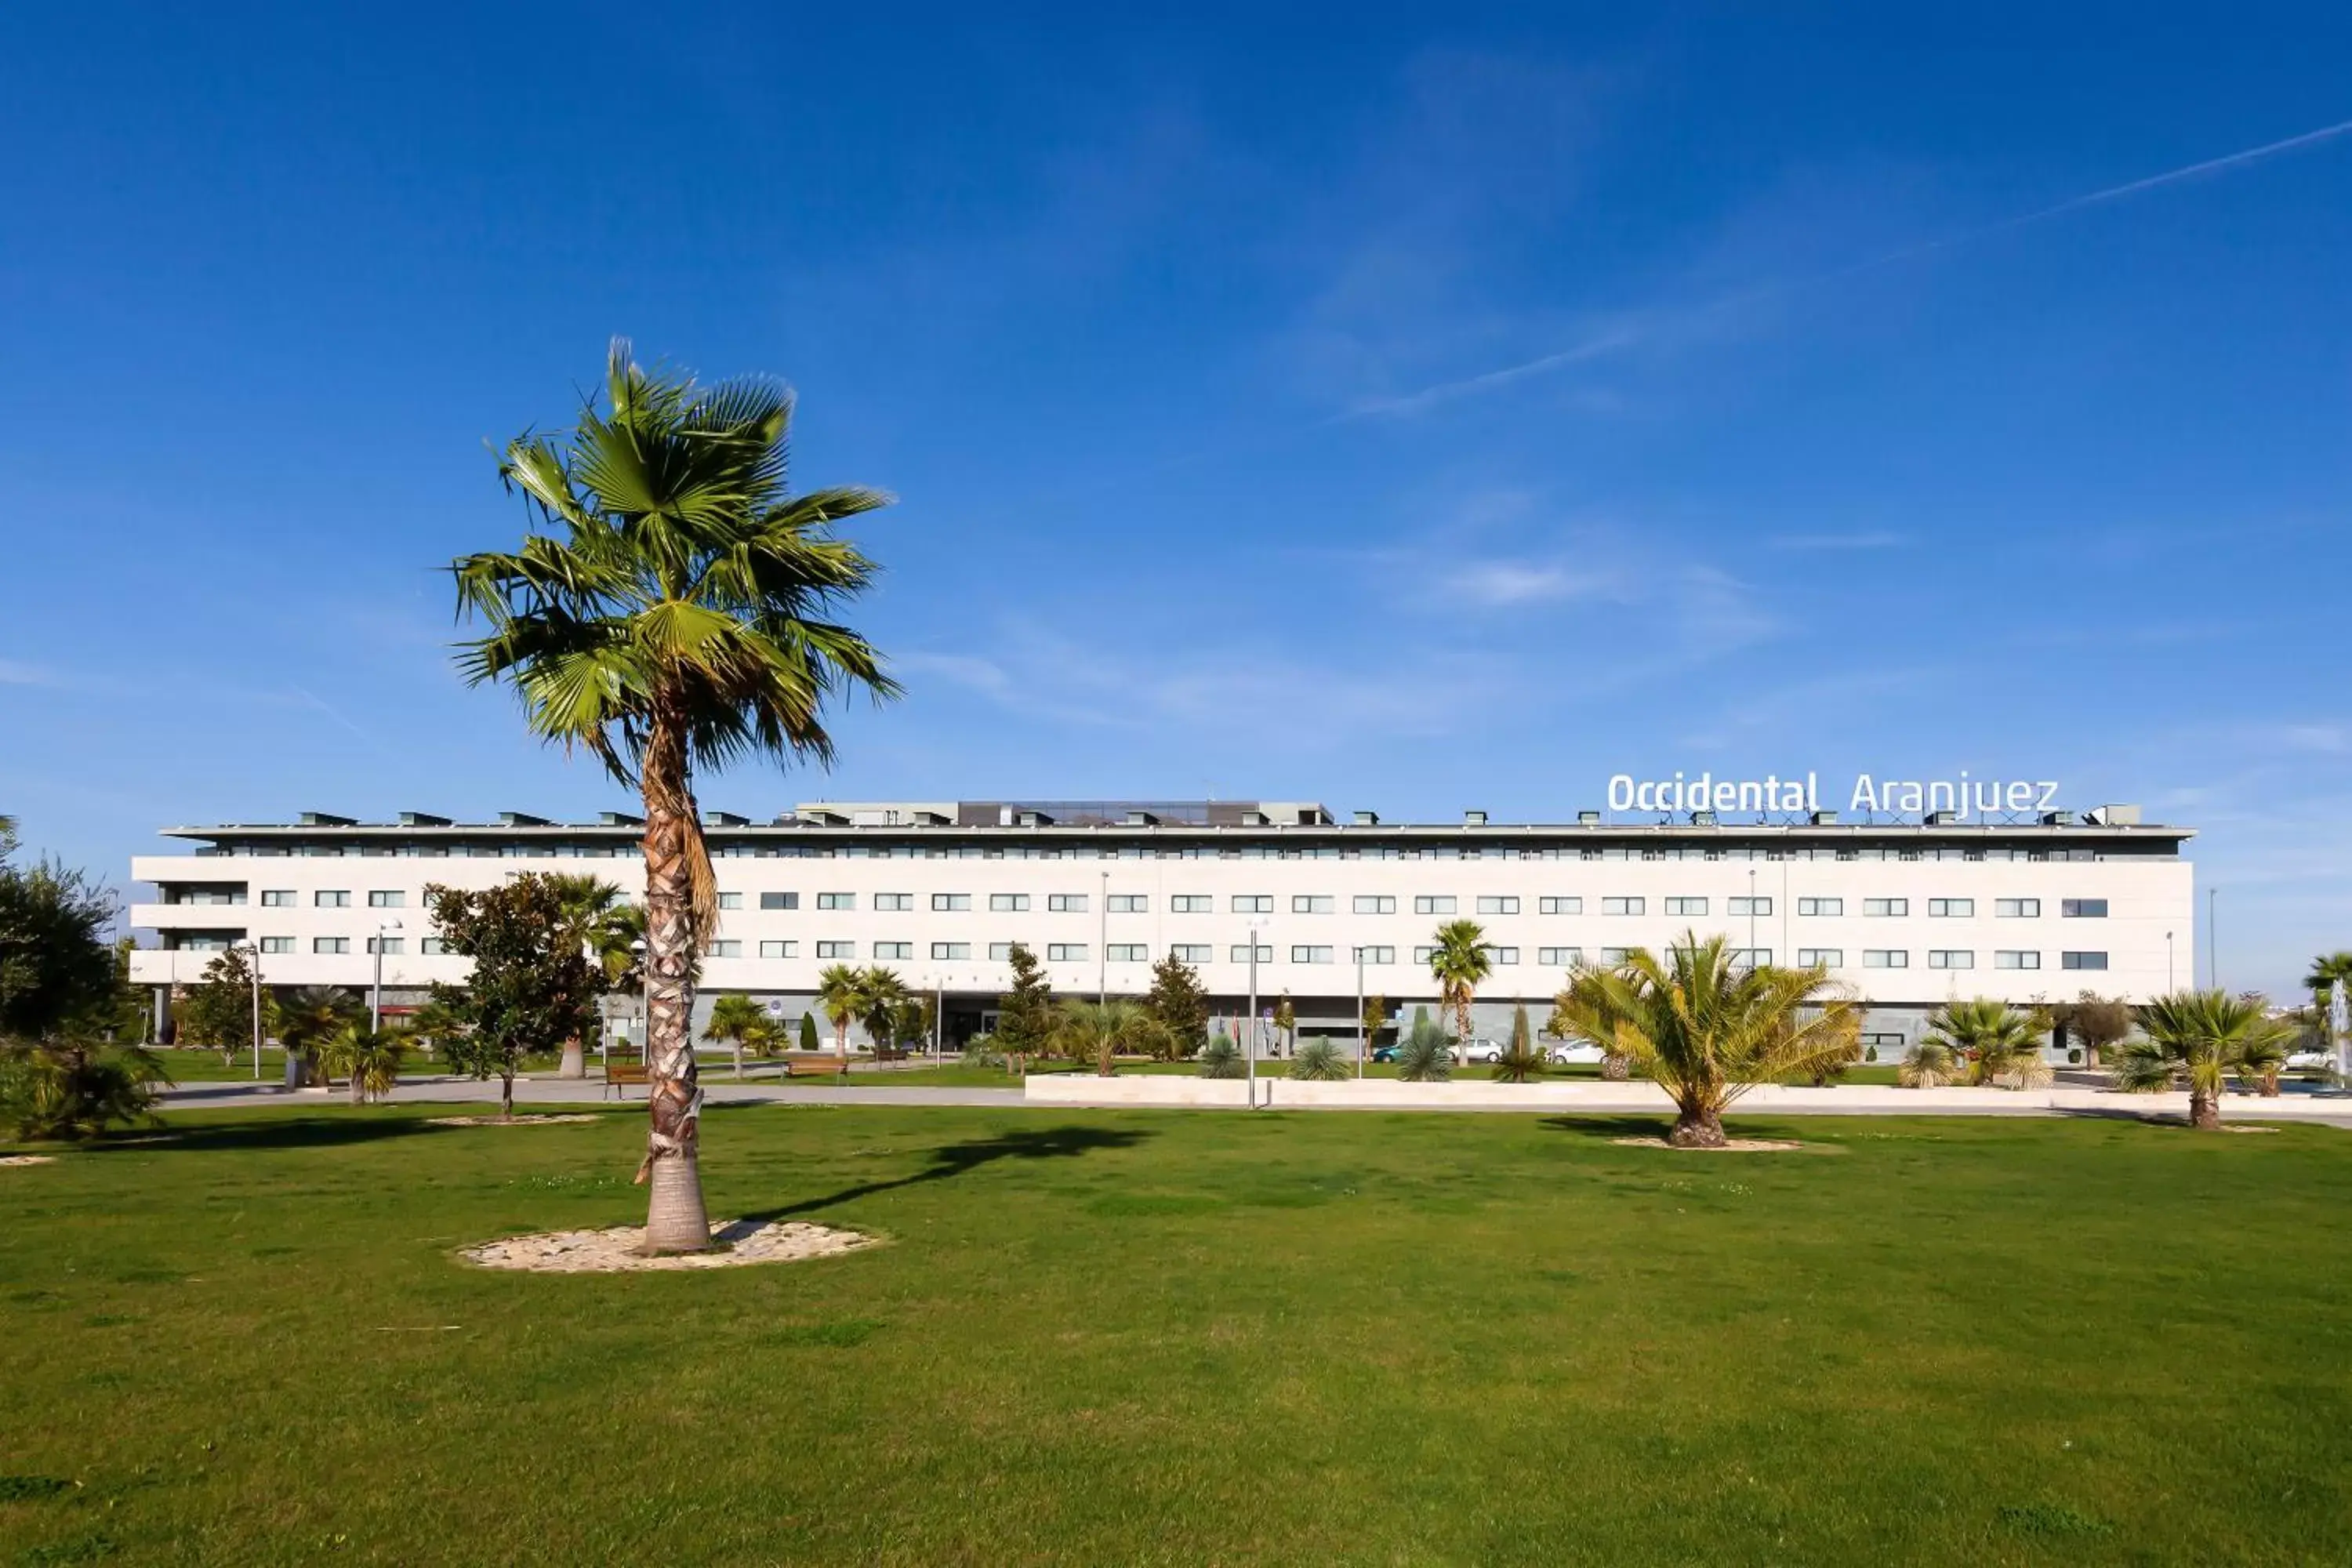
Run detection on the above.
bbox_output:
[1440,560,1610,606]
[1768,532,1911,551]
[1341,326,1642,419]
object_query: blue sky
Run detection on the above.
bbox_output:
[2,3,2349,994]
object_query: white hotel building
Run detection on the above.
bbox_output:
[129,797,2194,1056]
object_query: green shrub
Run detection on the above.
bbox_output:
[0,1041,166,1141]
[1293,1039,1351,1081]
[1395,1018,1452,1083]
[1198,1036,1245,1079]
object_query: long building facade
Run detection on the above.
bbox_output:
[129,797,2194,1056]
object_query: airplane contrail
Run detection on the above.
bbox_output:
[1353,115,2352,419]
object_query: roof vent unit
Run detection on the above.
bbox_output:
[1123,810,1159,826]
[2040,809,2075,826]
[1240,810,1271,827]
[702,811,749,828]
[397,811,451,827]
[498,811,552,828]
[1690,809,1717,826]
[1924,809,1958,826]
[913,810,952,827]
[2084,804,2141,826]
[803,808,848,826]
[600,811,645,828]
[1464,809,1488,826]
[1352,810,1380,826]
[1809,809,1839,826]
[298,811,358,827]
[1016,809,1054,828]
[1577,810,1601,826]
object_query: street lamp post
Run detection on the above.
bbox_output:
[2166,930,2174,991]
[1748,868,1758,963]
[1355,944,1366,1079]
[2208,887,2218,990]
[1246,920,1268,1110]
[1098,869,1109,1007]
[371,919,402,1033]
[236,941,263,1080]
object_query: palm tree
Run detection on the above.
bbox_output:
[1552,938,1860,1148]
[857,967,910,1060]
[2115,990,2289,1129]
[277,987,360,1087]
[1492,1001,1545,1083]
[1922,999,2053,1090]
[321,1026,404,1105]
[1897,1037,1963,1088]
[702,993,768,1082]
[1048,998,1159,1077]
[548,873,630,1079]
[2303,952,2352,1017]
[1393,1014,1453,1083]
[2234,1023,2290,1097]
[1428,919,1492,1046]
[454,342,895,1253]
[816,963,865,1062]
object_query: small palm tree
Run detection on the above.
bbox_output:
[548,874,630,1079]
[702,993,768,1081]
[1049,999,1159,1077]
[2234,1025,2289,1097]
[1428,919,1492,1045]
[1898,1037,1963,1089]
[321,1026,404,1105]
[1492,1002,1546,1083]
[816,963,865,1062]
[2303,952,2352,1016]
[1552,938,1860,1147]
[1393,1015,1453,1083]
[1198,1032,1244,1080]
[858,967,909,1060]
[2116,990,2289,1128]
[453,340,895,1254]
[277,987,361,1087]
[1922,999,2053,1090]
[1292,1038,1351,1081]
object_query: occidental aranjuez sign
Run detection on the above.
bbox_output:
[1606,771,2062,818]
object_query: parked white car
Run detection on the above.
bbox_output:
[1452,1036,1507,1064]
[1543,1040,1602,1065]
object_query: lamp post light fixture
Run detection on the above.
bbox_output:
[1246,919,1269,1110]
[1354,944,1367,1079]
[234,940,264,1080]
[371,919,402,1033]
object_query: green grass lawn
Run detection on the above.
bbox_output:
[4,1105,2348,1565]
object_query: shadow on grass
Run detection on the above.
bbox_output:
[1537,1114,1677,1142]
[742,1124,1156,1221]
[80,1112,456,1156]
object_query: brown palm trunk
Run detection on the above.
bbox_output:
[559,1040,586,1080]
[500,1069,515,1123]
[2189,1085,2220,1130]
[350,1071,365,1107]
[638,706,710,1254]
[1600,1052,1630,1081]
[1668,1101,1727,1148]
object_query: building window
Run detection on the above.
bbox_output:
[1994,950,2039,970]
[2062,950,2109,971]
[1169,944,1212,964]
[1796,948,1843,967]
[1232,895,1273,913]
[1862,1032,1907,1052]
[1293,895,1334,914]
[1600,947,1632,964]
[1602,896,1644,916]
[988,942,1016,960]
[1413,946,1438,965]
[761,940,798,959]
[1728,896,1772,916]
[2062,899,2109,919]
[1927,898,1973,918]
[1414,895,1457,915]
[989,893,1029,912]
[924,942,965,960]
[1928,949,1974,970]
[1539,896,1582,915]
[716,892,742,910]
[1664,897,1708,916]
[1353,945,1396,965]
[1995,898,2038,918]
[364,890,404,909]
[260,889,296,907]
[1863,898,1908,917]
[761,891,800,910]
[316,890,350,908]
[873,942,912,960]
[365,936,404,955]
[1108,894,1147,913]
[927,892,967,912]
[1353,895,1396,914]
[817,892,855,910]
[1862,949,1908,968]
[1283,945,1329,964]
[1046,894,1087,913]
[1798,897,1842,916]
[708,940,742,957]
[875,893,913,912]
[1476,895,1520,915]
[1230,943,1272,964]
[1172,895,1212,913]
[1047,943,1088,963]
[260,936,295,954]
[1490,946,1519,965]
[816,941,855,959]
[1536,946,1581,966]
[314,937,349,954]
[1728,948,1771,967]
[420,938,445,956]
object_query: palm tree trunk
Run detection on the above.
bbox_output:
[638,708,711,1254]
[500,1069,514,1123]
[1600,1052,1630,1082]
[349,1072,364,1107]
[1668,1098,1728,1148]
[559,1040,586,1080]
[2189,1085,2221,1130]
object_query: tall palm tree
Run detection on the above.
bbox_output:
[1428,919,1492,1046]
[816,963,866,1062]
[547,873,629,1079]
[858,967,909,1059]
[2115,990,2288,1130]
[1552,938,1861,1147]
[1922,998,2053,1090]
[702,992,768,1081]
[453,340,896,1253]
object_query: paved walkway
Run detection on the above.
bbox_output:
[158,1075,1025,1112]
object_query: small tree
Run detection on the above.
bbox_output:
[423,875,603,1120]
[704,993,768,1081]
[320,1026,405,1105]
[1049,998,1158,1076]
[1493,1001,1545,1083]
[1394,1014,1453,1083]
[798,1012,819,1054]
[278,987,361,1087]
[1199,1029,1244,1079]
[180,947,274,1066]
[994,942,1055,1074]
[1428,920,1491,1044]
[0,838,165,1140]
[1273,994,1296,1058]
[2115,990,2290,1130]
[2049,992,2132,1068]
[858,967,909,1060]
[1922,999,2053,1089]
[1293,1039,1351,1081]
[1898,1038,1963,1088]
[1144,954,1210,1059]
[817,963,864,1060]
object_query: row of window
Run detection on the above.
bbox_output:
[219,840,2143,864]
[696,893,2116,917]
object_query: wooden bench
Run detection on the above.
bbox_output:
[782,1055,848,1080]
[604,1051,649,1098]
